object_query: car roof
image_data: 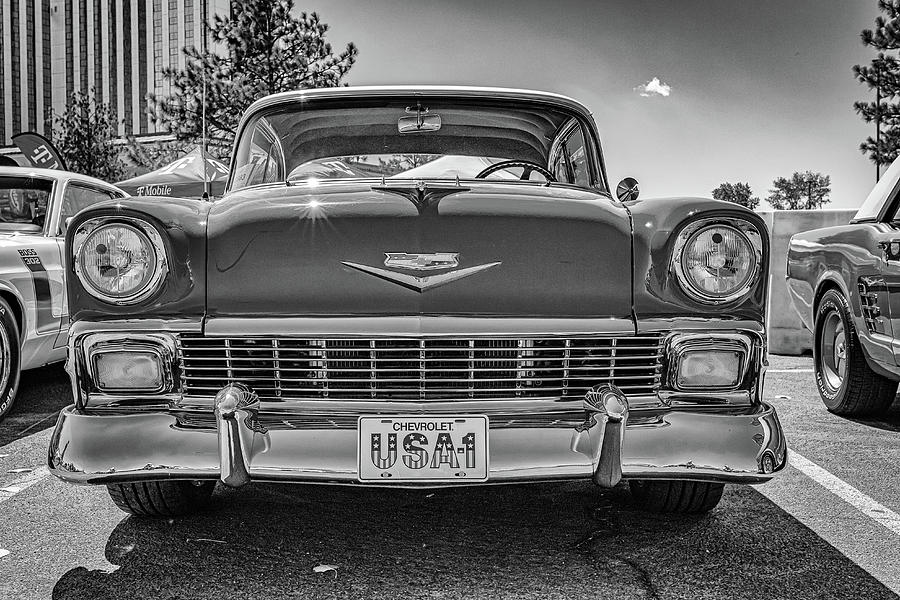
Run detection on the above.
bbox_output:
[0,166,124,192]
[243,85,595,121]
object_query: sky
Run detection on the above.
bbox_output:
[302,0,881,209]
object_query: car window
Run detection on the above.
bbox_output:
[564,127,591,187]
[857,156,900,221]
[233,119,285,189]
[59,183,120,235]
[0,176,51,232]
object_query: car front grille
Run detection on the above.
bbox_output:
[177,335,666,402]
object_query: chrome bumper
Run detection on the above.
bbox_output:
[48,391,787,487]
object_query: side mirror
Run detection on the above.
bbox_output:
[616,177,640,202]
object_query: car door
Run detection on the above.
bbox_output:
[49,181,125,347]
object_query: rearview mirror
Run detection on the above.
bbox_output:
[398,114,442,133]
[616,177,640,202]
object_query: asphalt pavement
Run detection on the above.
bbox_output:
[0,356,898,600]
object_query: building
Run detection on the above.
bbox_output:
[0,0,230,148]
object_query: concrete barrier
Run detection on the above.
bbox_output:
[758,209,857,356]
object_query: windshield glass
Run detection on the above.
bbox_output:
[0,176,51,231]
[231,98,601,192]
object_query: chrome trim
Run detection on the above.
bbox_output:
[214,383,268,488]
[341,260,502,293]
[671,217,763,305]
[579,384,629,488]
[177,334,666,402]
[203,316,637,337]
[48,401,787,486]
[666,332,752,392]
[72,217,169,305]
[384,252,460,271]
[82,332,178,396]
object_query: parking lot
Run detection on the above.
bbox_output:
[0,355,898,600]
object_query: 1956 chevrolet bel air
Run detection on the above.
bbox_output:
[48,86,786,516]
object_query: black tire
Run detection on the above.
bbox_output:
[813,289,897,416]
[629,480,724,514]
[106,480,215,516]
[0,297,21,423]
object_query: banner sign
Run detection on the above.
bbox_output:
[12,132,68,171]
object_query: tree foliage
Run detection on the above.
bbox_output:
[51,89,125,181]
[853,0,900,166]
[711,181,759,209]
[150,1,358,152]
[766,171,832,210]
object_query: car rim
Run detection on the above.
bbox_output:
[819,309,846,391]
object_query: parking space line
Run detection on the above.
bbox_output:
[0,466,50,505]
[767,369,814,373]
[788,449,900,536]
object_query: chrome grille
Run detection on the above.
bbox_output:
[177,335,665,401]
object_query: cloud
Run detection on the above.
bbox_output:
[635,77,672,97]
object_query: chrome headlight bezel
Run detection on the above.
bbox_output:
[671,217,763,305]
[82,332,177,394]
[72,217,169,305]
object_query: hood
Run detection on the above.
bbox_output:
[206,181,633,319]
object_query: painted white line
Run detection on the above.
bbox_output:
[788,449,900,536]
[0,466,49,505]
[767,369,814,373]
[0,549,9,558]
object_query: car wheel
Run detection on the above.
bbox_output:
[814,289,897,416]
[629,480,724,513]
[0,297,21,422]
[106,480,216,516]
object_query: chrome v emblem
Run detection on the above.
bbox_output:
[341,260,501,293]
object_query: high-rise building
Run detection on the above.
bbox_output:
[0,0,230,149]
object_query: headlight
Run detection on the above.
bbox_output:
[673,219,762,304]
[73,218,168,304]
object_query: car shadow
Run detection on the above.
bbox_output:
[846,396,900,432]
[50,482,896,600]
[0,363,70,447]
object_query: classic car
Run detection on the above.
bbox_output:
[0,167,125,421]
[787,157,900,416]
[48,86,786,517]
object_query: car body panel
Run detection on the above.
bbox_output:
[206,181,633,319]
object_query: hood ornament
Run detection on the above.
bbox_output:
[384,252,458,271]
[343,253,500,293]
[371,181,469,216]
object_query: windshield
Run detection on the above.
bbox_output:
[231,98,602,192]
[0,176,51,232]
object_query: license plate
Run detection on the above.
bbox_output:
[357,415,489,482]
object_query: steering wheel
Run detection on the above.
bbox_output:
[475,160,556,182]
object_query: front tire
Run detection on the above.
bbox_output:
[629,480,724,513]
[106,480,216,516]
[813,289,896,416]
[0,297,21,422]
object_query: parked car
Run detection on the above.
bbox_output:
[48,86,786,516]
[0,167,125,421]
[787,157,900,416]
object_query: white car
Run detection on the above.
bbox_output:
[0,167,125,420]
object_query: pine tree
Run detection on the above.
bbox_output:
[853,1,900,167]
[711,182,759,209]
[150,2,358,153]
[766,171,832,210]
[51,89,125,181]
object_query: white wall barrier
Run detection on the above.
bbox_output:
[757,209,857,356]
